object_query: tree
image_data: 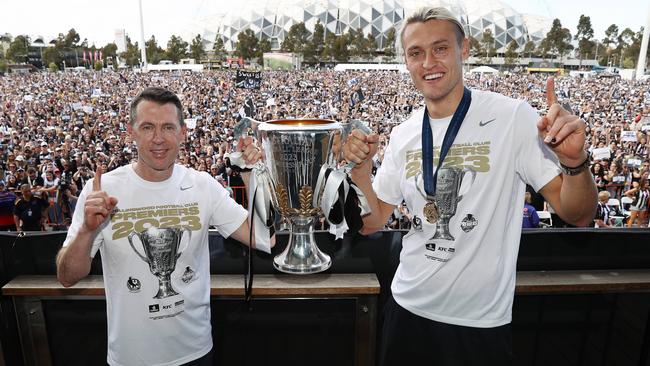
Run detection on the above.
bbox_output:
[0,59,7,73]
[63,29,80,48]
[42,46,63,68]
[6,35,30,62]
[121,36,141,67]
[213,35,226,61]
[543,19,573,59]
[575,15,594,64]
[364,33,376,58]
[48,62,58,72]
[303,21,325,62]
[234,29,259,61]
[523,40,536,58]
[504,40,519,66]
[348,28,367,58]
[166,35,188,63]
[281,22,310,53]
[602,24,619,48]
[94,60,103,71]
[145,36,165,64]
[383,28,396,57]
[257,38,271,64]
[321,33,349,62]
[478,29,495,64]
[101,43,118,67]
[189,34,206,61]
[468,36,482,57]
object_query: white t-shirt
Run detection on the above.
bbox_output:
[373,89,560,328]
[64,164,248,366]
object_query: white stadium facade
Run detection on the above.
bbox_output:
[198,0,553,53]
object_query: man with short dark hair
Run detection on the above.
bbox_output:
[343,7,597,365]
[56,87,267,366]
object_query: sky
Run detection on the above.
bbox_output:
[2,0,648,48]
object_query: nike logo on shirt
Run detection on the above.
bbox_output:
[479,118,496,127]
[180,186,192,191]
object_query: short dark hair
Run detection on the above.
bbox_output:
[129,87,184,126]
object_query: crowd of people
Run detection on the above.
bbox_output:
[0,68,648,231]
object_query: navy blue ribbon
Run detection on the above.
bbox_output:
[422,88,472,197]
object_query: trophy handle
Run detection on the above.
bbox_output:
[342,119,372,170]
[177,227,192,259]
[457,168,477,202]
[232,117,262,141]
[127,231,148,262]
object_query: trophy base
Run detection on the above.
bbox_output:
[273,217,331,275]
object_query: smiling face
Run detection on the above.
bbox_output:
[402,19,469,117]
[128,100,186,182]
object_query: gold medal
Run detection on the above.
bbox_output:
[423,200,439,224]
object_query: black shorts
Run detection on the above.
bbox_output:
[379,295,514,366]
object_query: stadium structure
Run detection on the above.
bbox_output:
[198,0,553,53]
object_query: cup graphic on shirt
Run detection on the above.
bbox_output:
[417,166,476,241]
[128,227,191,299]
[431,167,476,241]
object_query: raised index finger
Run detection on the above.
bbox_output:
[546,77,557,108]
[93,166,103,192]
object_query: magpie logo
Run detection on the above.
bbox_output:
[425,243,436,252]
[479,118,496,127]
[148,304,160,313]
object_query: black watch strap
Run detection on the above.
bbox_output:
[559,152,590,176]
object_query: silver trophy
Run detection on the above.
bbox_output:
[417,167,476,241]
[259,119,343,274]
[128,227,191,298]
[234,118,347,274]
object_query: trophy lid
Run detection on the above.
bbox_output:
[258,119,341,131]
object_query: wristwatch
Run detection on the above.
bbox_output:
[559,152,591,176]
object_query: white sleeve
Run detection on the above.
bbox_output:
[514,101,562,191]
[61,178,104,258]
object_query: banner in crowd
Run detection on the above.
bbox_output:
[235,70,262,89]
[592,147,611,160]
[621,131,638,142]
[627,158,643,167]
[185,118,197,129]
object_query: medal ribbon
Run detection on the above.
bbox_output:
[422,87,472,198]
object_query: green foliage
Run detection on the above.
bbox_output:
[42,47,63,68]
[48,62,58,72]
[383,28,396,57]
[101,43,118,66]
[0,59,7,73]
[121,36,141,67]
[477,29,495,64]
[213,35,226,60]
[468,36,482,57]
[258,38,271,64]
[542,19,573,58]
[603,24,619,47]
[166,35,188,63]
[281,22,310,53]
[235,29,259,61]
[94,60,103,71]
[321,32,349,62]
[63,29,80,48]
[575,15,595,59]
[523,40,536,58]
[504,40,519,65]
[6,35,30,62]
[145,36,165,64]
[189,34,206,61]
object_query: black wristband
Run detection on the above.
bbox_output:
[559,152,590,176]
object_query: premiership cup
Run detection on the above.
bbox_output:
[257,119,344,274]
[429,167,476,241]
[128,227,191,299]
